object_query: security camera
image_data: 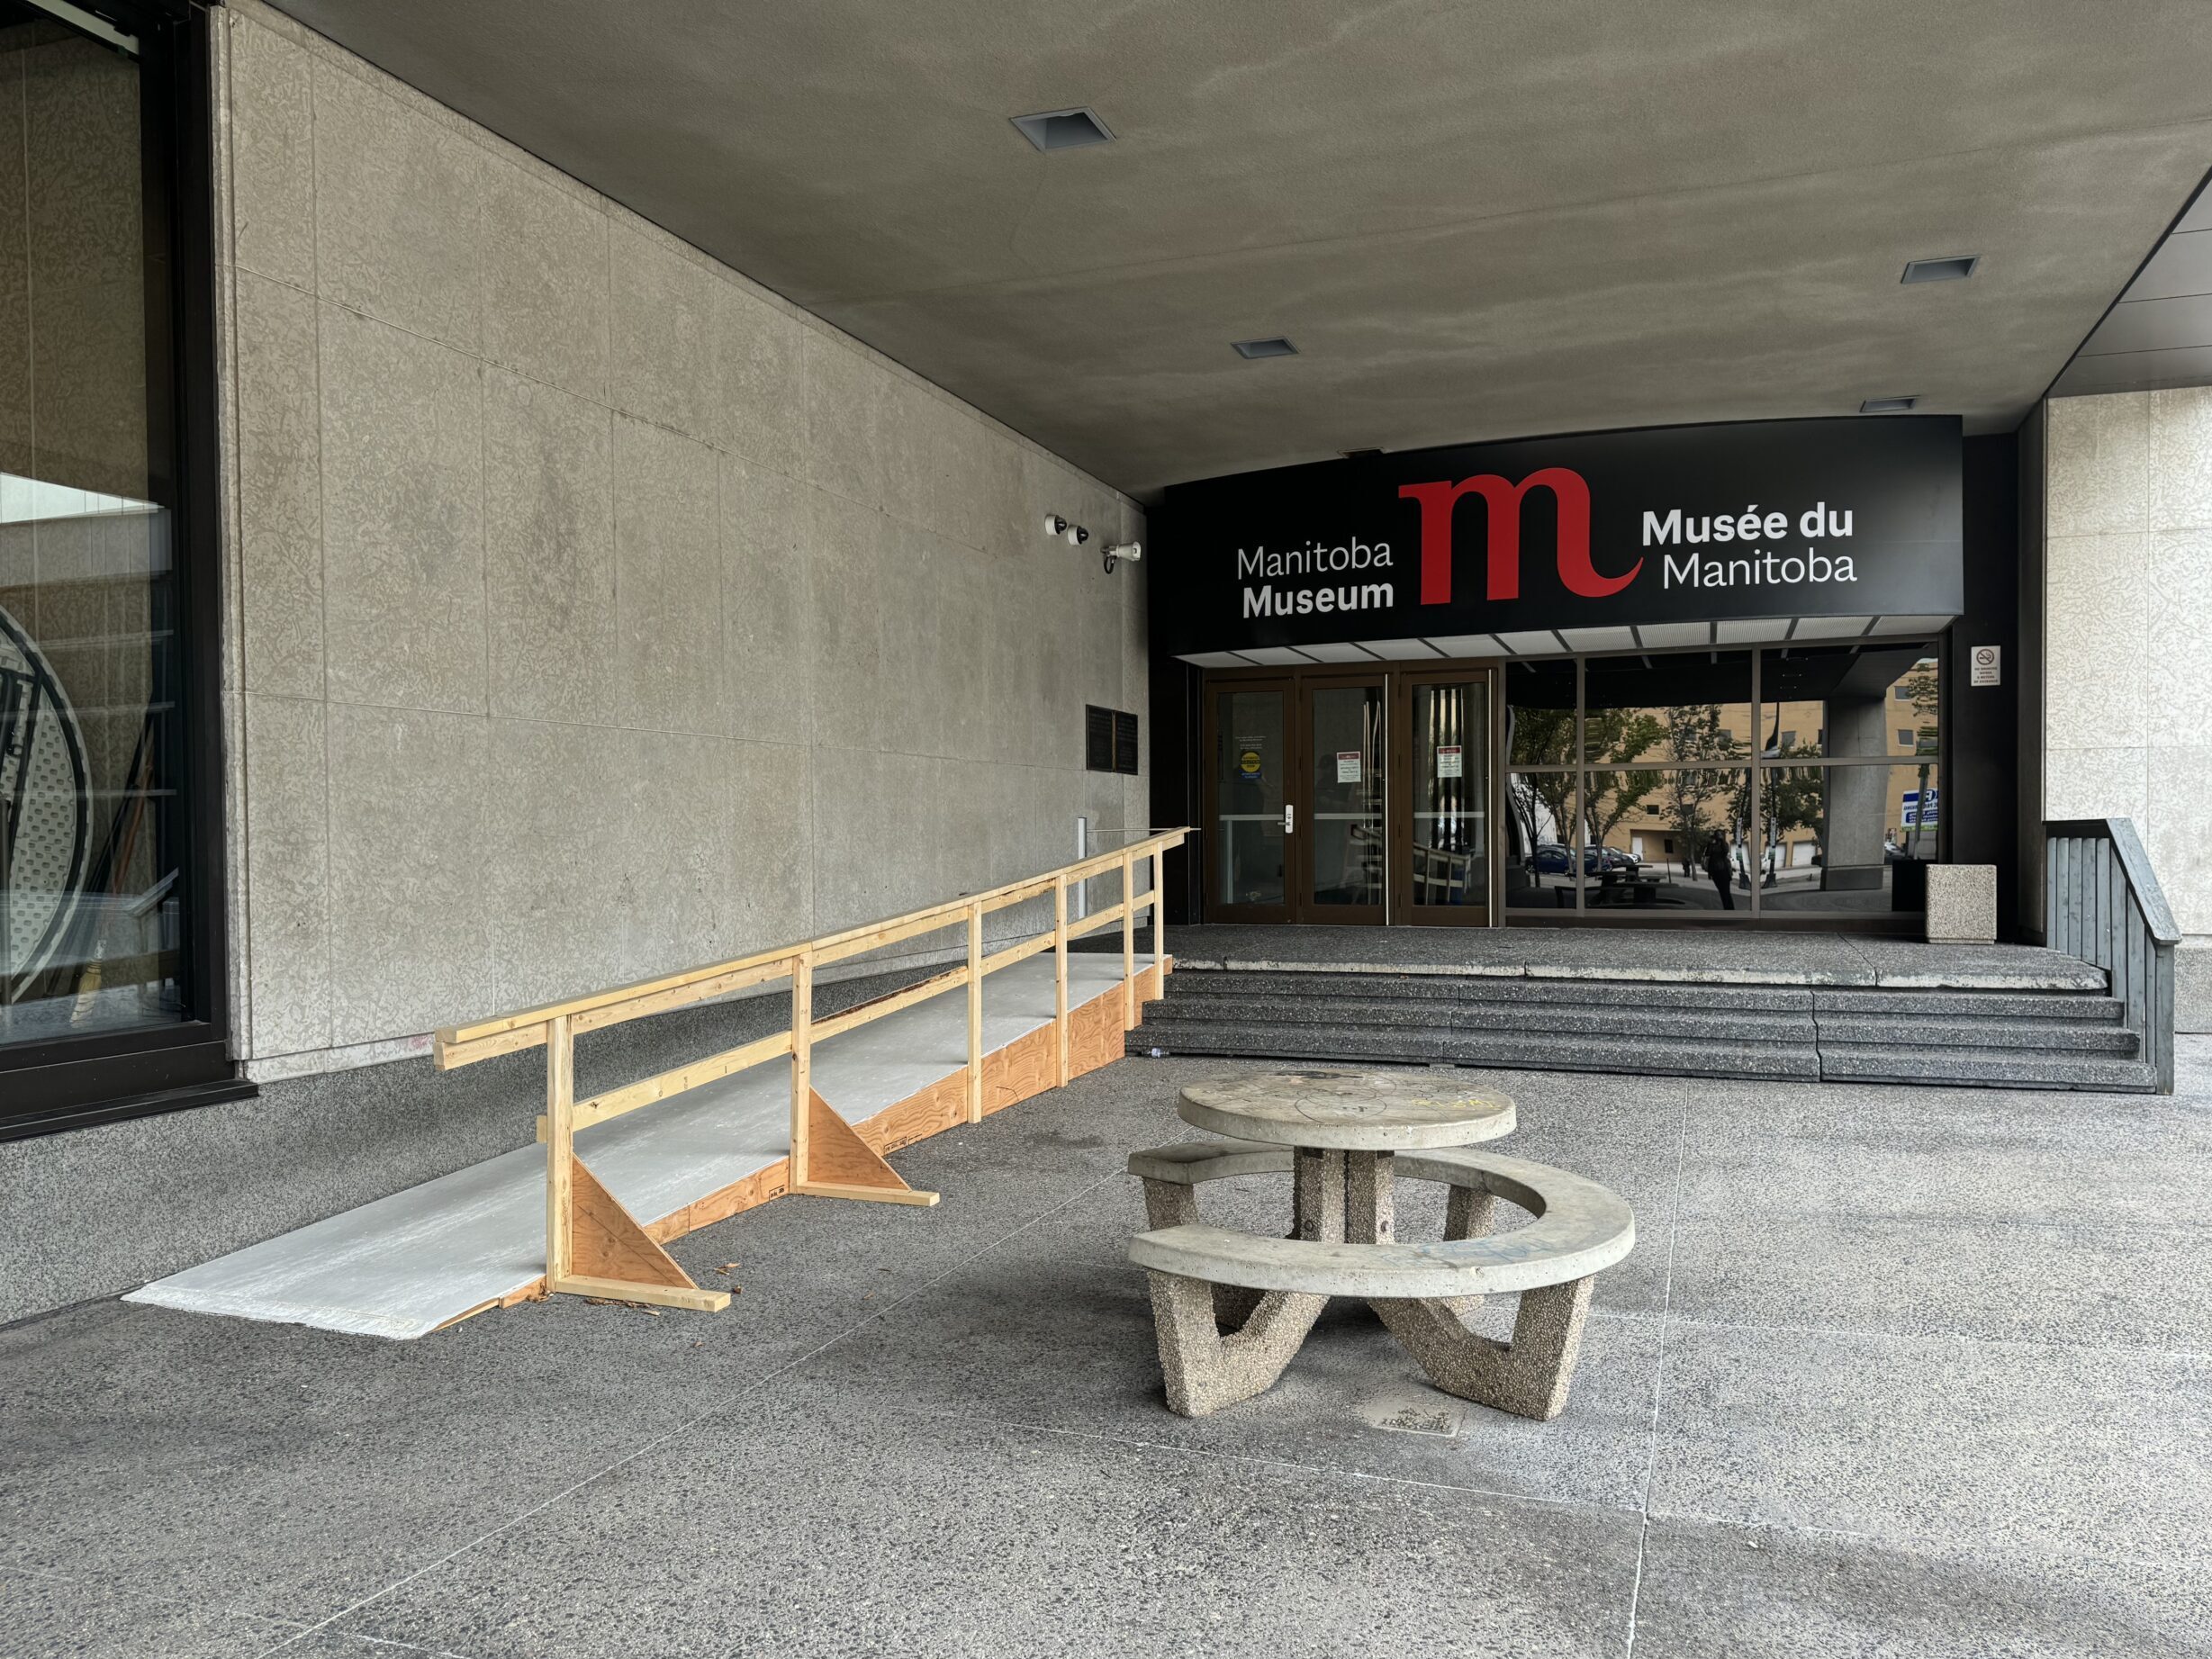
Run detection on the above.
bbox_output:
[1102,539,1142,574]
[1043,514,1069,537]
[1070,524,1089,546]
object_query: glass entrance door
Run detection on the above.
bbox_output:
[1205,680,1292,921]
[1202,664,1495,926]
[1396,672,1494,924]
[1300,680,1386,923]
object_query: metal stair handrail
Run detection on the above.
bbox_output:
[2045,817,2179,1095]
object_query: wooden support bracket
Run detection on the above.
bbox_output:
[546,1157,732,1312]
[790,1089,941,1207]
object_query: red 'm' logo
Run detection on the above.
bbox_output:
[1397,468,1639,604]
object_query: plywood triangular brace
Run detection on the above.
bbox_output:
[550,1157,732,1312]
[796,1089,940,1206]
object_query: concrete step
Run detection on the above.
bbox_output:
[1126,1016,1823,1080]
[1162,970,1813,1012]
[1819,1042,2160,1091]
[1812,987,2126,1022]
[1814,1015,2140,1054]
[1143,994,1813,1044]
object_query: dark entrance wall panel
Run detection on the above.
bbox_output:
[1952,432,2024,939]
[1147,652,1202,925]
[1151,416,1964,657]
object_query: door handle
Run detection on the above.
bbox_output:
[1284,803,1295,834]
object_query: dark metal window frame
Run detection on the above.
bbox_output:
[2,0,248,1139]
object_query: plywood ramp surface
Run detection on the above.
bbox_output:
[127,954,1138,1339]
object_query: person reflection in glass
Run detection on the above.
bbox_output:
[1703,829,1736,911]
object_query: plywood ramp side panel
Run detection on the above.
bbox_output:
[860,1068,969,1155]
[645,1159,790,1245]
[1068,990,1125,1081]
[982,1023,1057,1115]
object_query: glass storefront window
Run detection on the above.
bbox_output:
[1503,772,1576,910]
[1505,641,1945,920]
[1759,642,1938,762]
[0,1,229,1135]
[1581,651,1754,763]
[1761,762,1940,915]
[1585,767,1752,911]
[1504,660,1576,767]
[2,10,191,1050]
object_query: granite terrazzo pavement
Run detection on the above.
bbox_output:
[4,1048,2208,1657]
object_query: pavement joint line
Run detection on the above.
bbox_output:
[248,1155,1138,1654]
[1654,1310,2212,1364]
[1622,1077,1690,1659]
[898,1405,1633,1516]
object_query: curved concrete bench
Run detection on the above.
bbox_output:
[1126,1139,1635,1420]
[1129,1166,1632,1298]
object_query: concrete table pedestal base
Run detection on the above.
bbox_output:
[1136,1144,1608,1421]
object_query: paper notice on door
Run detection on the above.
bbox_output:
[1437,744,1463,778]
[1336,752,1362,783]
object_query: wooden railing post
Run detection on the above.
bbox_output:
[1153,844,1167,971]
[544,1014,575,1285]
[789,951,813,1188]
[1053,872,1070,1086]
[966,902,984,1123]
[1121,849,1137,1027]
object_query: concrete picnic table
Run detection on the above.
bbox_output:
[1129,1068,1633,1418]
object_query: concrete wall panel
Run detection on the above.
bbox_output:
[2043,389,2212,1025]
[311,57,482,351]
[481,367,615,725]
[214,5,1143,1077]
[226,13,314,291]
[479,155,609,405]
[240,693,330,1057]
[608,225,718,446]
[324,702,492,1046]
[232,270,323,699]
[317,303,486,714]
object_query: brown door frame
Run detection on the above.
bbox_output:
[1391,663,1502,926]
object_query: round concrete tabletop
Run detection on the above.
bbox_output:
[1178,1069,1515,1150]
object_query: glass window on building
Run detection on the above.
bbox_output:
[1507,640,1945,919]
[3,0,226,1129]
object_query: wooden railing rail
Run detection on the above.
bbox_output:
[439,830,1187,1314]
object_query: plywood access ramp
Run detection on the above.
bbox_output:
[129,834,1185,1336]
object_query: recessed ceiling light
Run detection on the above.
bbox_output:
[1859,395,1919,413]
[1901,256,1979,284]
[1232,337,1298,359]
[1010,107,1113,152]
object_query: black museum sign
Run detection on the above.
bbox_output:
[1151,416,1964,656]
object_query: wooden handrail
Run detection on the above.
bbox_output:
[469,827,1186,1316]
[437,829,1187,1065]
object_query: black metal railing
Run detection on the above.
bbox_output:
[2045,818,2180,1095]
